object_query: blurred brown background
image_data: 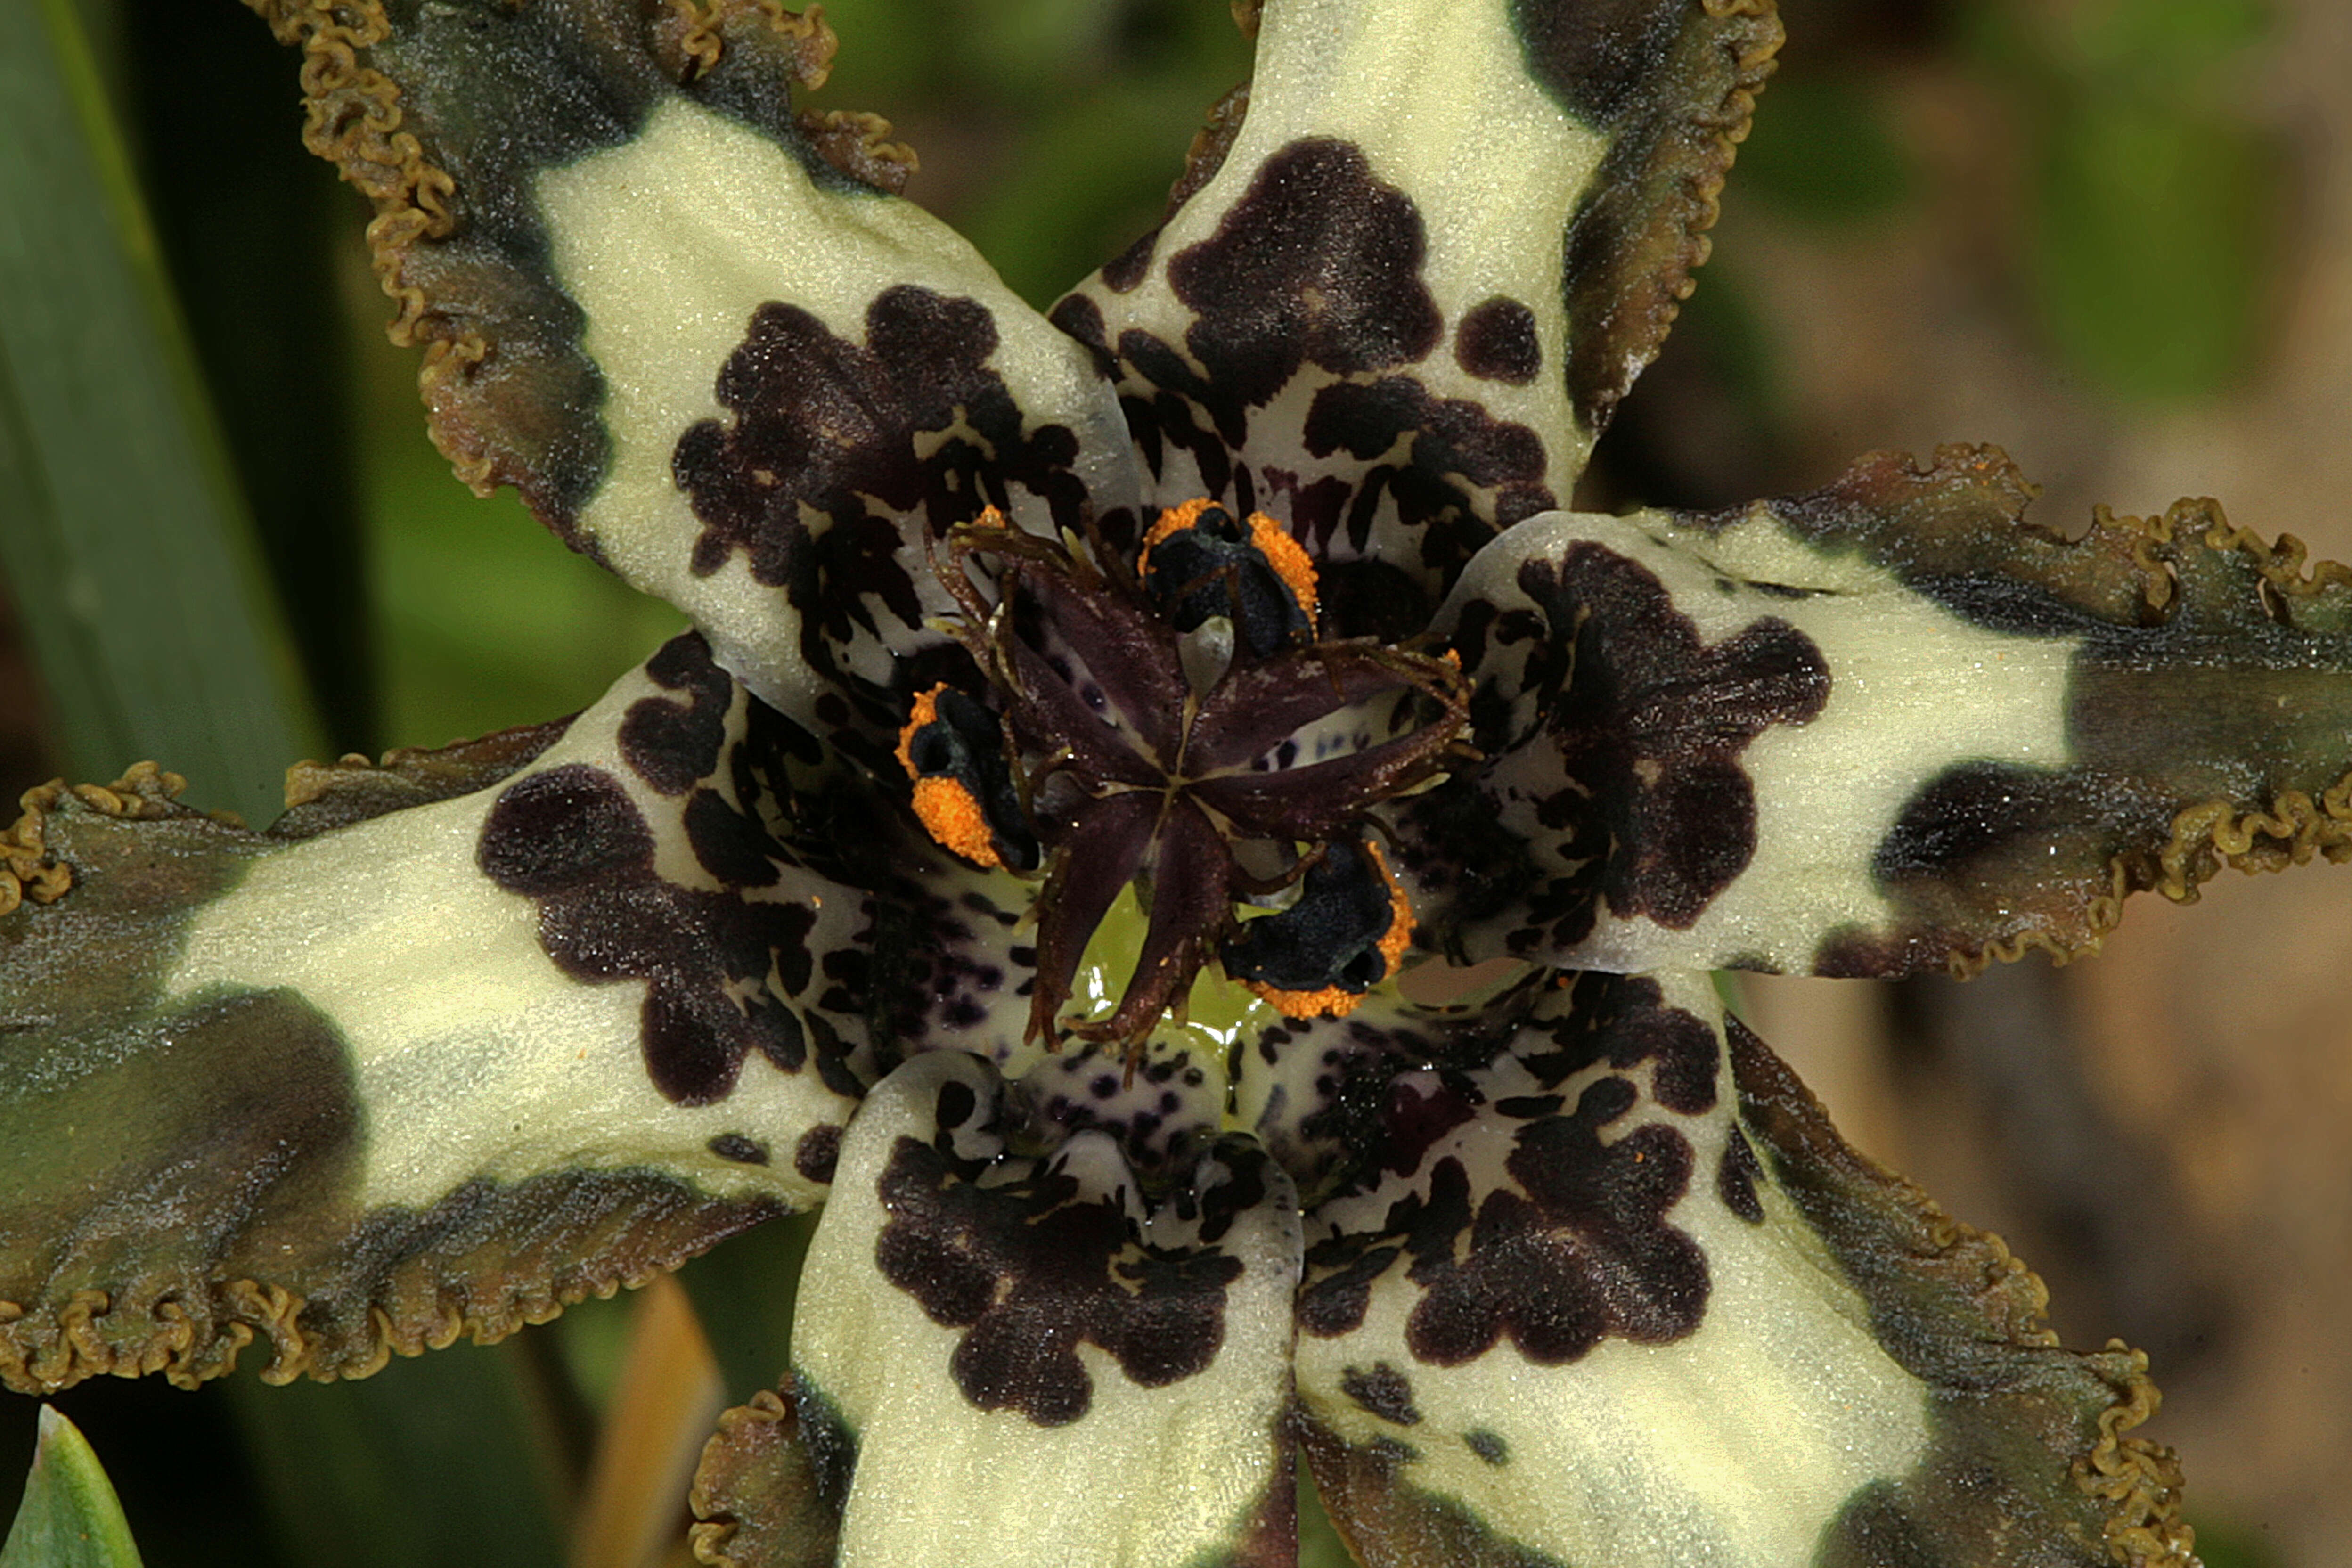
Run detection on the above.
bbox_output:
[1691,5,2352,1566]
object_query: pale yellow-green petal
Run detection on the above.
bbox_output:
[0,636,864,1393]
[1293,968,2186,1568]
[249,0,1141,752]
[786,1051,1298,1568]
[1402,446,2352,978]
[1051,0,1780,604]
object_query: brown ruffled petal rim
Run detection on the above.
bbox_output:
[238,0,893,505]
[0,763,192,916]
[688,1388,841,1568]
[0,660,847,1397]
[690,1379,1300,1568]
[1943,761,2352,980]
[2,719,574,920]
[2,719,569,926]
[274,717,574,838]
[1729,1022,2195,1568]
[242,0,478,478]
[1167,81,1252,218]
[1857,476,2352,981]
[0,1178,782,1396]
[1414,442,2352,982]
[1564,0,1785,437]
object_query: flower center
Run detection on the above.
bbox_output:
[897,503,1470,1050]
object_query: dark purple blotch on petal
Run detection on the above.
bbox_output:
[1380,1076,1479,1180]
[1316,558,1436,644]
[709,1133,770,1166]
[871,1134,1245,1426]
[1454,296,1542,385]
[1465,1428,1509,1465]
[1399,1077,1707,1366]
[1297,1242,1404,1339]
[1300,1004,1711,1368]
[1299,376,1554,568]
[672,286,1094,743]
[1493,544,1829,950]
[1046,292,1119,381]
[477,666,855,1105]
[1717,1126,1766,1224]
[621,633,737,795]
[1100,227,1158,294]
[1517,974,1722,1115]
[1511,0,1690,126]
[1167,137,1443,410]
[1029,1046,1217,1178]
[795,1123,843,1185]
[1341,1362,1423,1427]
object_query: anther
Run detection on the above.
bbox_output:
[1137,499,1319,658]
[1220,837,1414,1019]
[895,684,1040,872]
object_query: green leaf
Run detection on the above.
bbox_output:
[2029,97,2275,400]
[676,1213,821,1407]
[220,1342,572,1568]
[0,0,323,822]
[0,1408,144,1568]
[1732,78,1913,229]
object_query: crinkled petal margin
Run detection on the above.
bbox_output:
[0,634,872,1392]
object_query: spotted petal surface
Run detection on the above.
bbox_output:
[1053,0,1780,610]
[245,0,1141,759]
[1403,447,2352,977]
[16,0,2340,1563]
[0,636,873,1391]
[1293,969,2181,1568]
[780,1052,1300,1568]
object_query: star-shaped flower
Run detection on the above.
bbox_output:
[6,2,2352,1565]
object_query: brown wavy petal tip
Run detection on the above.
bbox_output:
[689,1387,841,1568]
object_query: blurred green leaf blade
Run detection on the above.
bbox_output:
[0,1408,144,1568]
[675,1212,819,1406]
[0,0,323,822]
[2029,97,2276,400]
[221,1341,572,1568]
[1733,78,1913,229]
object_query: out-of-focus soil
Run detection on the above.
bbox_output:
[1738,3,2352,1562]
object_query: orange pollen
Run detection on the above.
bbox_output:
[898,682,1004,868]
[911,776,1002,869]
[894,684,947,778]
[1139,496,1218,558]
[1366,839,1416,979]
[1136,499,1320,629]
[1243,979,1372,1021]
[1244,511,1320,627]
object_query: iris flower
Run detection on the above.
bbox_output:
[6,1,2350,1563]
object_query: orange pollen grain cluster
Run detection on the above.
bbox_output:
[911,776,1002,870]
[894,684,945,777]
[1366,839,1417,978]
[1243,978,1367,1021]
[898,683,1002,868]
[1243,511,1320,625]
[1139,496,1218,557]
[1136,499,1319,628]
